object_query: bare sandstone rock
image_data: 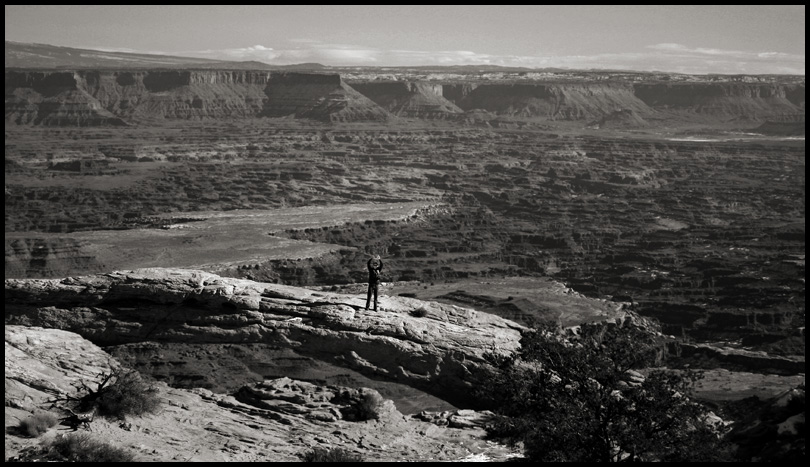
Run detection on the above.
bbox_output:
[4,325,521,462]
[6,267,525,409]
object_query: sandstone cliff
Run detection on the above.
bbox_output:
[351,81,463,118]
[441,81,805,122]
[6,69,804,126]
[5,71,128,126]
[5,267,531,410]
[633,82,805,122]
[4,70,391,124]
[442,82,653,121]
[5,325,520,462]
[262,73,393,122]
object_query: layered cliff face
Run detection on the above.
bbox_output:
[4,237,105,279]
[262,73,392,122]
[4,70,390,124]
[5,71,128,126]
[6,70,804,126]
[351,81,463,118]
[4,268,532,410]
[442,82,652,120]
[5,70,271,124]
[633,83,805,121]
[83,70,272,120]
[440,81,805,123]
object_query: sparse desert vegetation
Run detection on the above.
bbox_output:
[478,322,735,462]
[49,367,162,422]
[355,391,386,421]
[301,446,364,462]
[46,433,137,462]
[16,412,59,438]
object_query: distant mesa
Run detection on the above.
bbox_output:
[351,81,463,119]
[632,82,805,122]
[262,72,393,122]
[5,40,276,70]
[444,82,653,121]
[4,41,806,127]
[4,69,393,125]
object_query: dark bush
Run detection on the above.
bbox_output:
[49,433,136,462]
[18,412,59,437]
[410,307,428,317]
[356,391,385,421]
[96,370,162,420]
[302,446,363,462]
[476,322,734,462]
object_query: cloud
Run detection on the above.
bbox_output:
[183,43,379,65]
[647,43,689,52]
[647,43,804,61]
[643,43,804,74]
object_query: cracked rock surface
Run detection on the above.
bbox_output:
[5,268,535,409]
[5,325,521,462]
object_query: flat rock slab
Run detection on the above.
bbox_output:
[6,267,527,409]
[5,325,521,462]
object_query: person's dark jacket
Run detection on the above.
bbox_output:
[367,258,383,285]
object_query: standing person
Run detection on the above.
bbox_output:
[366,255,383,311]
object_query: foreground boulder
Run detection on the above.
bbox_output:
[5,268,527,409]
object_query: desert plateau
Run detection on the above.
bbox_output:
[4,6,806,462]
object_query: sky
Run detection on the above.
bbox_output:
[4,5,805,74]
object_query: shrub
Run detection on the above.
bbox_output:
[302,447,363,462]
[48,433,136,462]
[477,322,734,462]
[356,391,385,421]
[50,366,162,421]
[18,412,59,437]
[410,307,428,317]
[96,370,162,420]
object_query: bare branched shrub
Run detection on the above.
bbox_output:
[18,412,59,437]
[302,446,363,462]
[50,366,162,421]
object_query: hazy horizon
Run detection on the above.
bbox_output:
[4,5,806,75]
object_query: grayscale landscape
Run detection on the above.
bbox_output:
[5,5,805,462]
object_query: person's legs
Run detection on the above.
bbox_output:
[373,284,379,311]
[366,284,372,310]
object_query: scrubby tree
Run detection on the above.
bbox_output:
[50,365,161,421]
[477,322,733,462]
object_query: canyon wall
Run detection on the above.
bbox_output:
[632,83,805,121]
[262,72,392,122]
[6,69,804,126]
[4,70,389,124]
[351,81,463,118]
[441,82,652,121]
